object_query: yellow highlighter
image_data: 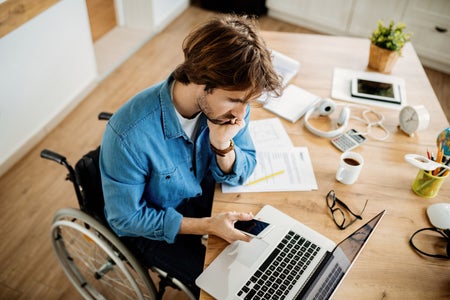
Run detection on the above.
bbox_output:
[245,170,285,186]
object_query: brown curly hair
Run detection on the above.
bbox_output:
[173,15,282,101]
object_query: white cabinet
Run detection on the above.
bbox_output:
[403,0,450,72]
[348,0,409,37]
[267,0,450,73]
[267,0,353,35]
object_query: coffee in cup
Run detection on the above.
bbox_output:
[336,152,364,184]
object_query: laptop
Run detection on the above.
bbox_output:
[196,205,385,300]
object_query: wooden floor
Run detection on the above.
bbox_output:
[0,4,448,300]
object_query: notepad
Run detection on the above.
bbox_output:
[263,84,321,123]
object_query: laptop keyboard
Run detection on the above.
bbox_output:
[237,230,320,300]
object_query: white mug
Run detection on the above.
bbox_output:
[336,152,364,184]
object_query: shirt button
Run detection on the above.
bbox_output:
[165,175,171,179]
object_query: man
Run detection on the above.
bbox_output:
[99,15,282,296]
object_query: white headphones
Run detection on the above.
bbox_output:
[304,98,350,138]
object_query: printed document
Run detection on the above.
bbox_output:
[222,118,318,193]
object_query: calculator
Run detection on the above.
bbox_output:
[331,129,366,152]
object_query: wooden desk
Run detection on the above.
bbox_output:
[201,32,450,300]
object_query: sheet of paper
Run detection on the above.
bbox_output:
[222,147,318,193]
[248,118,293,149]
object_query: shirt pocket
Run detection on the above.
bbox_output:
[147,166,199,208]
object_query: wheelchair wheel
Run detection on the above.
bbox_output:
[51,207,158,300]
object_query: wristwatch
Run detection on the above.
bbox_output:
[210,139,234,157]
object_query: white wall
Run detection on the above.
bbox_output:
[152,0,189,31]
[0,0,98,176]
[0,0,189,177]
[118,0,189,31]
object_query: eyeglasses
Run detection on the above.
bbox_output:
[326,190,368,230]
[409,227,450,259]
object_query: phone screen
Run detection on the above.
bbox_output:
[234,219,270,237]
[357,79,395,99]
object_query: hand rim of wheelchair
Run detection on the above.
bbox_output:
[51,207,158,299]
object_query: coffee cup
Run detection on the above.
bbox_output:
[336,152,364,184]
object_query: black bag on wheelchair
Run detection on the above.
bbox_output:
[74,146,107,224]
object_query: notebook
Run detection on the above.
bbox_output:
[263,85,321,123]
[196,205,385,300]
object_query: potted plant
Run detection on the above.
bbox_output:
[368,20,412,73]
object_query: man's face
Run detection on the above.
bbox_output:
[197,88,254,125]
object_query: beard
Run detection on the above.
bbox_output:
[197,92,236,125]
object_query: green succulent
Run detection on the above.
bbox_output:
[371,20,412,55]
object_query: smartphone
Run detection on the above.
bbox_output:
[351,78,401,104]
[234,219,272,238]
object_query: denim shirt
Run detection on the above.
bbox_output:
[99,75,256,243]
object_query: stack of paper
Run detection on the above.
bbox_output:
[222,118,318,193]
[271,50,301,87]
[257,50,300,103]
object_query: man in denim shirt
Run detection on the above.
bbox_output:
[100,15,282,296]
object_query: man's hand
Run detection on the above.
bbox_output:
[207,211,254,243]
[208,118,245,150]
[179,211,254,243]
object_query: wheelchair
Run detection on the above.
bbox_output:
[41,112,196,300]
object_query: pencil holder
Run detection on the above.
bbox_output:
[411,169,448,198]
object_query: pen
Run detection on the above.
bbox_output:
[246,170,285,186]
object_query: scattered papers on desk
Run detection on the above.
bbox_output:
[263,84,321,123]
[221,118,318,193]
[331,67,407,110]
[222,147,318,193]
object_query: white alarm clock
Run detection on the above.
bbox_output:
[398,105,430,136]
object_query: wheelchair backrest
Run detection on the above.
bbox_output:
[75,146,107,224]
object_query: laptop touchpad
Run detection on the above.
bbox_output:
[230,238,269,268]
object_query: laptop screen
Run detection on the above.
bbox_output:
[297,210,385,300]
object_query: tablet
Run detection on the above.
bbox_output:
[351,78,401,104]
